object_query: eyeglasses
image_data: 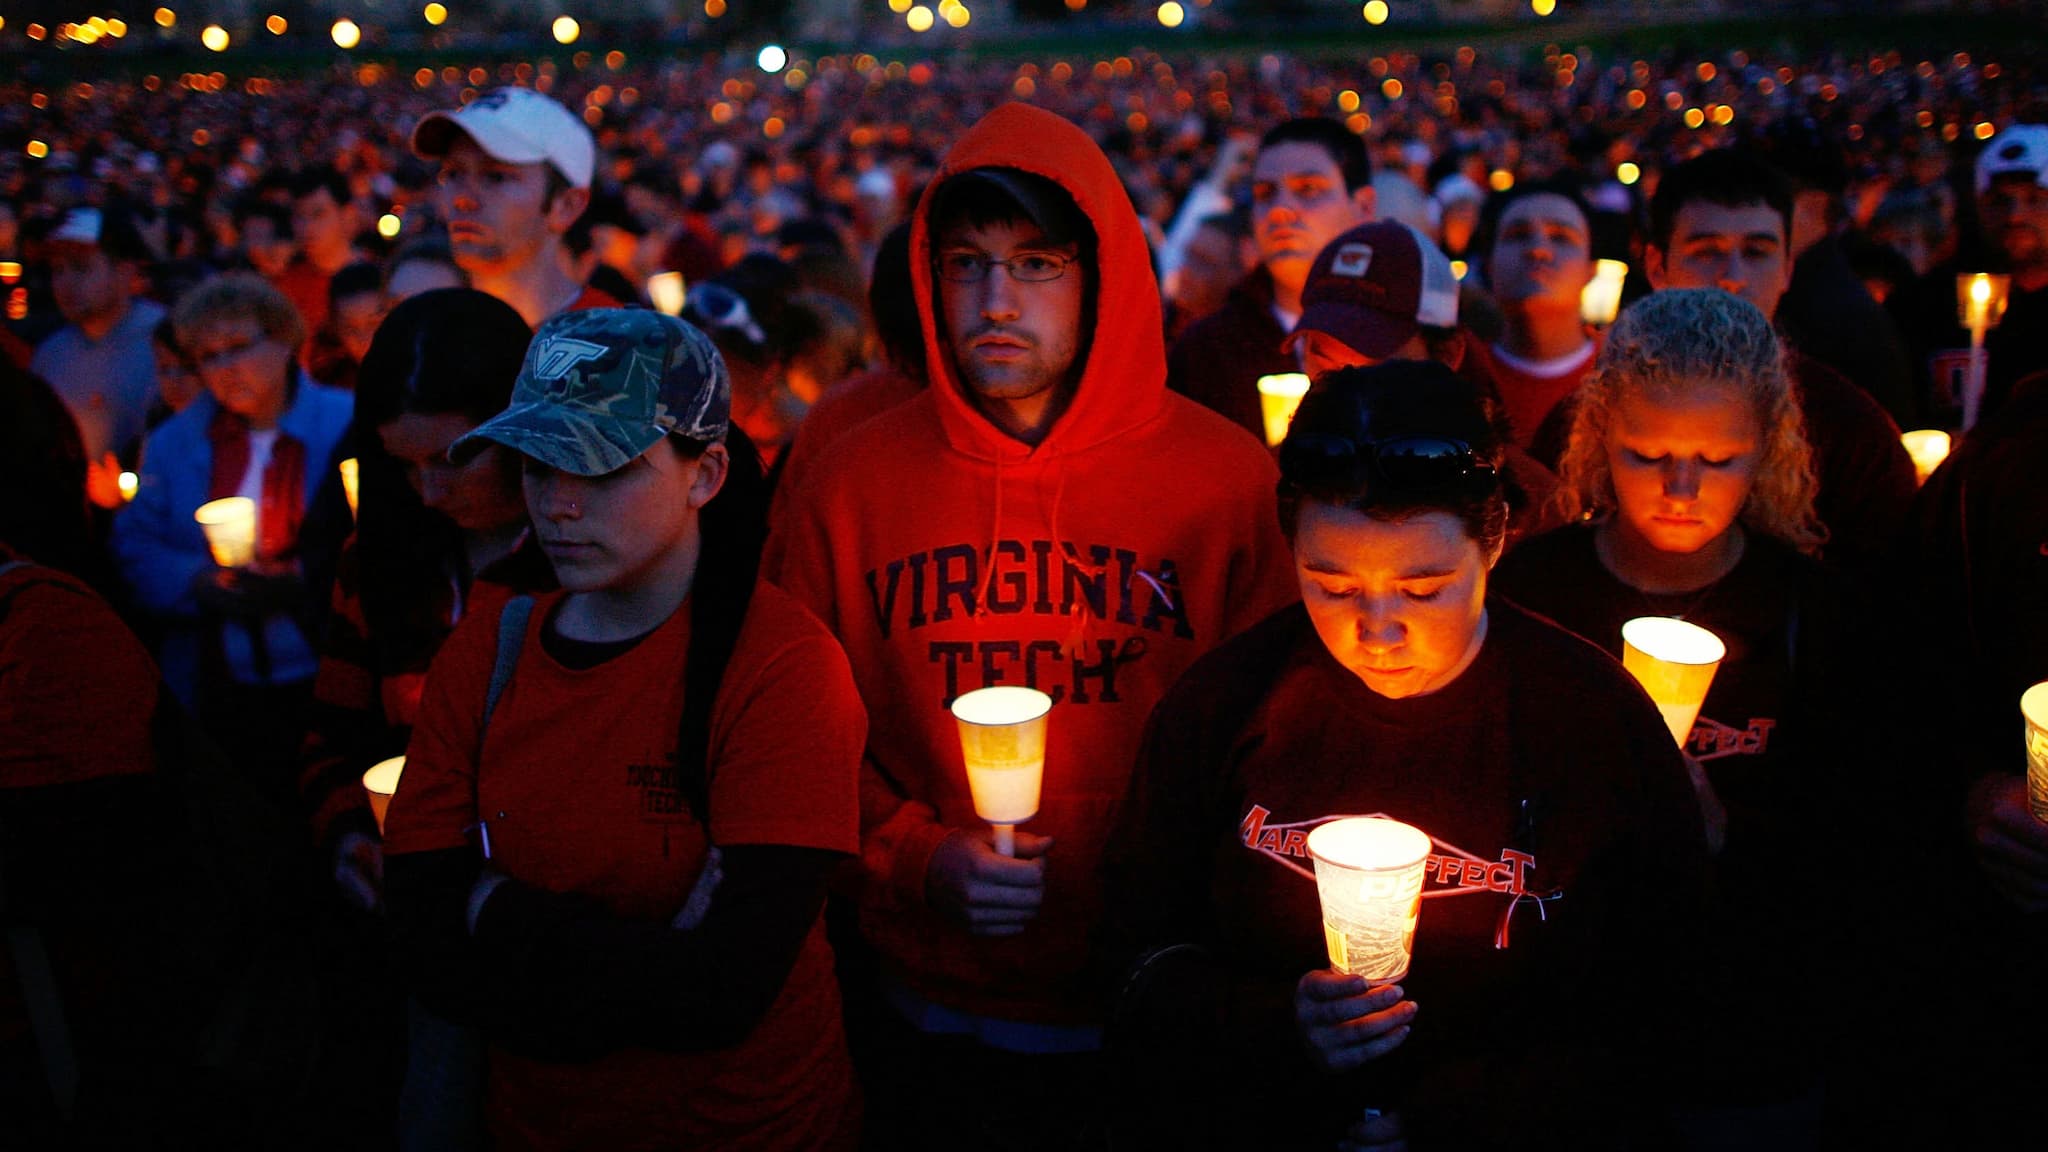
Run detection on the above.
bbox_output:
[936,250,1076,284]
[1280,433,1497,493]
[190,334,275,371]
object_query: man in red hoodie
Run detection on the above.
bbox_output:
[770,104,1298,1146]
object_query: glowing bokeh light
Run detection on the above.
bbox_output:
[331,18,361,48]
[907,5,934,31]
[1157,2,1184,27]
[758,44,787,73]
[552,15,579,44]
[1363,1,1388,25]
[201,23,228,51]
[424,4,448,25]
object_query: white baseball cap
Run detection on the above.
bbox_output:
[1976,124,2048,195]
[412,87,595,190]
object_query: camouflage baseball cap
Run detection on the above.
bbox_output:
[451,308,730,476]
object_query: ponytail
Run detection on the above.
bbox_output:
[673,426,769,828]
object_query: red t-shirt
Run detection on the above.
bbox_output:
[1477,335,1600,454]
[385,583,863,1150]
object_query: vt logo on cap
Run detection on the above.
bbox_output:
[532,335,607,381]
[451,309,733,477]
[1331,243,1375,279]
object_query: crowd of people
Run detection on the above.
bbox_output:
[3,28,2047,1152]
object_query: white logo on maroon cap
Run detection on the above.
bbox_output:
[1331,243,1375,278]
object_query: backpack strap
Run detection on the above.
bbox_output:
[464,595,534,861]
[484,596,534,731]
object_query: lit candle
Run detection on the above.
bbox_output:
[362,756,406,835]
[1900,430,1951,485]
[1579,258,1629,327]
[950,686,1051,857]
[2023,683,2048,826]
[1621,617,1726,748]
[193,496,257,568]
[1257,373,1311,449]
[1956,272,2010,333]
[117,470,139,502]
[1306,817,1432,982]
[647,271,687,317]
[338,458,360,519]
[1954,273,2011,430]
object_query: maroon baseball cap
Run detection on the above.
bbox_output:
[1286,221,1460,360]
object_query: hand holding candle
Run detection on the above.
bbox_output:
[1307,817,1432,983]
[951,686,1051,856]
[194,496,257,568]
[1621,617,1726,748]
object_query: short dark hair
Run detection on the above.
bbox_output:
[1472,177,1594,262]
[327,261,383,308]
[234,199,293,238]
[384,236,467,291]
[1278,360,1509,554]
[289,165,352,208]
[1259,118,1373,194]
[929,167,1095,255]
[1648,150,1794,252]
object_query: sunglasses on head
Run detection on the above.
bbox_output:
[684,283,767,347]
[1281,433,1498,493]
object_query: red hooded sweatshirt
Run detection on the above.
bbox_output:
[771,104,1298,1027]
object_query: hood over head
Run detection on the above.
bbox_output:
[912,103,1167,462]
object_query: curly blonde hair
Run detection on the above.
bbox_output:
[1555,288,1824,554]
[172,270,306,354]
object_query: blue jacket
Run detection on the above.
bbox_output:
[112,371,353,706]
